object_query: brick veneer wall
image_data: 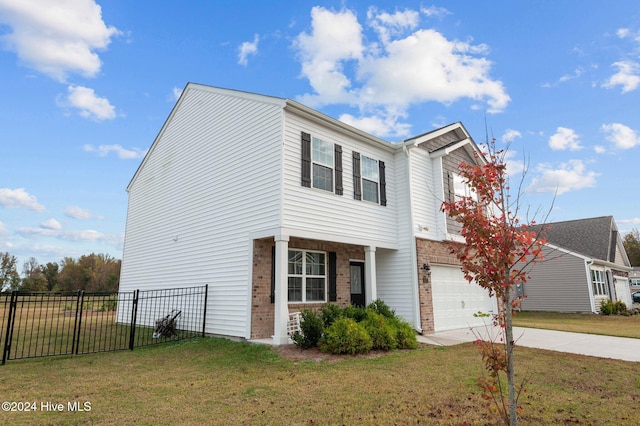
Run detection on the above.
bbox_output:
[415,237,462,333]
[250,237,365,339]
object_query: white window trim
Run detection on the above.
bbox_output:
[453,172,477,201]
[288,249,327,303]
[311,137,334,192]
[591,269,607,296]
[361,154,380,204]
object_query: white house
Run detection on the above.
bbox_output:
[118,83,495,344]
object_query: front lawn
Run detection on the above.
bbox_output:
[1,337,639,425]
[513,310,640,339]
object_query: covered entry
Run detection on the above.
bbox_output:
[431,265,495,331]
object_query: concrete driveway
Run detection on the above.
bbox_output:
[419,326,640,362]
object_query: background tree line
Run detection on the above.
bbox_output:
[0,252,121,293]
[623,229,640,267]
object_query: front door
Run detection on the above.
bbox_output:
[350,262,365,307]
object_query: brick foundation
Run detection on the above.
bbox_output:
[415,237,462,333]
[250,237,364,339]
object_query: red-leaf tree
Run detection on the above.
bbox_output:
[442,138,547,426]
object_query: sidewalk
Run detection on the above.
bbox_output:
[418,326,640,362]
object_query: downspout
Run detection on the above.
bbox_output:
[404,144,423,333]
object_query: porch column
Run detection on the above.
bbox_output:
[273,235,290,345]
[364,246,377,305]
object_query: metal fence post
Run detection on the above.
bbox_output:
[202,284,208,338]
[2,291,18,365]
[72,290,85,355]
[128,290,139,351]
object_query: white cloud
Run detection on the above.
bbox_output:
[501,129,522,143]
[0,188,46,212]
[16,226,106,242]
[527,160,598,195]
[559,67,584,83]
[0,221,8,236]
[40,218,62,230]
[172,86,183,101]
[619,217,640,225]
[0,0,120,81]
[338,111,412,139]
[293,6,509,138]
[601,122,640,149]
[61,85,116,121]
[602,61,640,93]
[65,206,102,220]
[83,144,146,159]
[238,34,259,66]
[421,6,451,19]
[548,127,582,151]
[594,145,606,154]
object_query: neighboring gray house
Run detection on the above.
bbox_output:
[521,216,632,312]
[118,83,497,344]
[629,267,640,293]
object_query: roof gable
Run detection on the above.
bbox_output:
[534,216,630,266]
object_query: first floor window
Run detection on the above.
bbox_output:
[288,250,326,302]
[631,278,640,287]
[591,269,607,296]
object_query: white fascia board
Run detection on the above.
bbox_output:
[284,99,398,153]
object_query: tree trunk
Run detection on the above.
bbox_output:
[504,287,518,425]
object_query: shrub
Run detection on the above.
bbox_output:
[342,304,367,322]
[600,299,628,315]
[320,303,343,328]
[362,310,397,350]
[389,317,419,349]
[291,309,324,349]
[320,317,372,354]
[367,299,395,319]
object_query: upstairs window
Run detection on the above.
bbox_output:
[312,137,334,191]
[361,155,379,203]
[352,151,387,206]
[453,173,477,201]
[301,132,343,195]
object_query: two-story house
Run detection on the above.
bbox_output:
[118,83,496,344]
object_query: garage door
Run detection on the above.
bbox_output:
[431,265,496,331]
[614,277,631,307]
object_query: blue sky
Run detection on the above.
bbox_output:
[1,1,639,268]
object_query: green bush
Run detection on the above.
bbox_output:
[600,299,628,315]
[342,304,367,322]
[291,309,324,349]
[320,303,343,328]
[389,317,419,349]
[320,317,373,355]
[367,299,396,319]
[362,311,397,350]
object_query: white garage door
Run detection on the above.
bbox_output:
[431,265,496,331]
[614,277,632,307]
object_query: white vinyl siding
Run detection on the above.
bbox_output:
[282,110,398,249]
[120,85,284,338]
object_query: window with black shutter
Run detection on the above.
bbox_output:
[352,151,362,200]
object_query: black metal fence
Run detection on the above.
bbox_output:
[1,285,208,364]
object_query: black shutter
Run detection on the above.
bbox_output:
[329,251,337,302]
[270,246,275,303]
[301,132,311,187]
[352,151,361,200]
[334,144,343,195]
[447,172,454,203]
[379,160,387,206]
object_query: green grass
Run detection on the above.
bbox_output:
[513,310,640,338]
[1,337,639,425]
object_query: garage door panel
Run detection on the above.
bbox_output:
[431,265,496,331]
